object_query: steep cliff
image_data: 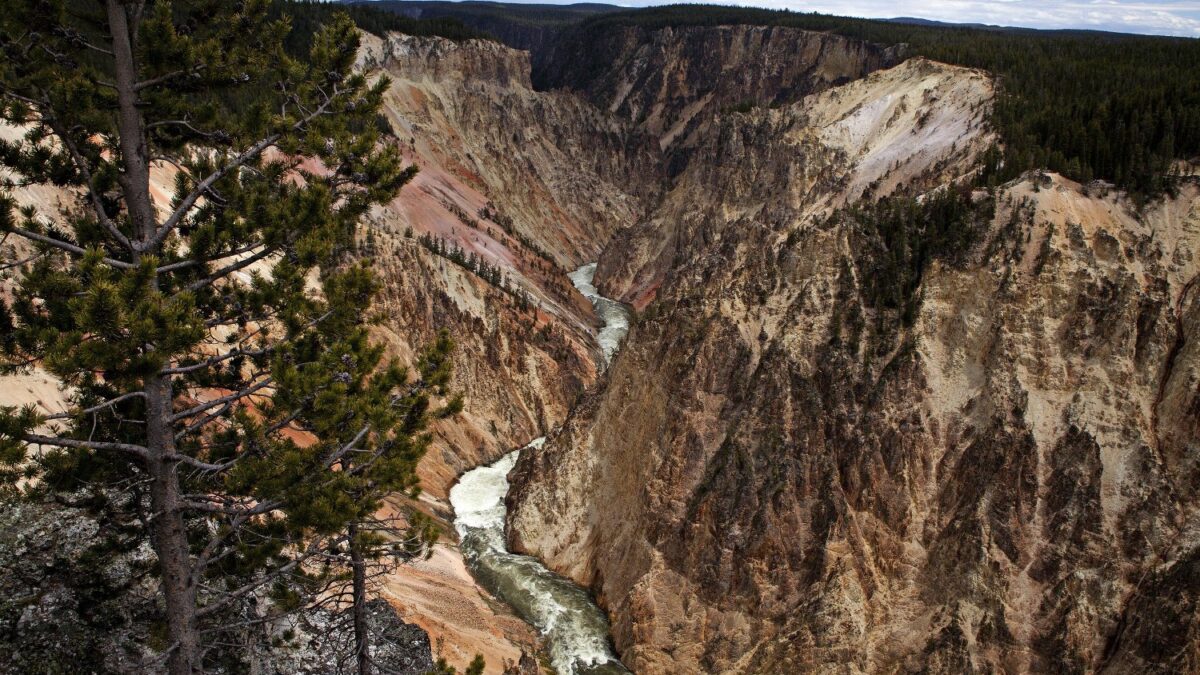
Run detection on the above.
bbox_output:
[536,24,902,154]
[348,34,656,670]
[508,45,1200,675]
[354,33,656,498]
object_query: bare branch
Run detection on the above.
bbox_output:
[43,116,135,251]
[154,241,264,274]
[146,133,281,251]
[134,65,206,92]
[0,249,47,272]
[169,452,238,473]
[182,495,281,517]
[22,433,149,460]
[161,346,270,375]
[146,118,228,143]
[3,226,135,269]
[45,391,146,420]
[182,243,281,292]
[168,377,272,423]
[173,400,233,442]
[149,86,346,250]
[324,424,371,470]
[195,535,344,619]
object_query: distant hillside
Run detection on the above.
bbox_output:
[275,0,494,49]
[529,3,1199,198]
[343,1,622,52]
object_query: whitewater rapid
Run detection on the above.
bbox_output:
[448,263,632,674]
[567,262,631,366]
[450,442,628,675]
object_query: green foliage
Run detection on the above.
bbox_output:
[416,233,535,310]
[362,0,621,52]
[0,0,449,669]
[554,4,1200,199]
[466,654,487,675]
[425,653,486,675]
[272,0,495,55]
[834,186,994,326]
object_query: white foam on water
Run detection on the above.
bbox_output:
[448,269,635,674]
[449,451,521,533]
[568,263,631,366]
[451,437,628,674]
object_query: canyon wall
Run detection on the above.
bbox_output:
[508,34,1200,675]
[355,33,654,497]
[350,35,655,670]
[536,24,902,153]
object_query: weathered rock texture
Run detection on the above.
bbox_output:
[350,34,657,671]
[537,24,902,153]
[0,496,436,675]
[508,32,1200,675]
[354,33,657,499]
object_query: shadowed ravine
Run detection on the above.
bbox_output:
[448,264,632,675]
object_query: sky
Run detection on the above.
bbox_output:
[522,0,1200,37]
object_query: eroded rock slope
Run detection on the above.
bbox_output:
[355,33,656,496]
[508,37,1200,675]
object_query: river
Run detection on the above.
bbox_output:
[448,263,632,675]
[566,262,630,367]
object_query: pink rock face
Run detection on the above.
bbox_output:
[351,32,660,496]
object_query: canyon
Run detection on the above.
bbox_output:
[355,23,1198,675]
[2,12,1197,675]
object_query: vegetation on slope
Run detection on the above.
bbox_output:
[274,0,495,52]
[560,5,1200,199]
[359,0,618,30]
[0,1,465,672]
[835,187,996,327]
[347,1,620,52]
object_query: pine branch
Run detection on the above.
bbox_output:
[42,115,135,251]
[182,495,281,517]
[161,346,270,375]
[172,401,234,442]
[182,242,282,292]
[194,535,344,619]
[148,85,346,252]
[134,64,207,92]
[45,391,146,420]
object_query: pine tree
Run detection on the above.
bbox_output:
[0,2,428,673]
[317,330,455,675]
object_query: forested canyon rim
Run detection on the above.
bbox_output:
[1,3,1199,674]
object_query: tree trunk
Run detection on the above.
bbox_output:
[106,0,156,239]
[106,2,202,673]
[350,522,372,675]
[148,376,202,675]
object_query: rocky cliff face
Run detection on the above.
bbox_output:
[354,33,657,498]
[347,34,659,670]
[507,37,1200,675]
[0,495,437,674]
[536,24,902,153]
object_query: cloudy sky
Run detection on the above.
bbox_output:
[729,0,1200,36]
[546,0,1200,37]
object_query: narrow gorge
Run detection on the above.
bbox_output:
[1,4,1197,674]
[346,17,1200,674]
[448,264,631,675]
